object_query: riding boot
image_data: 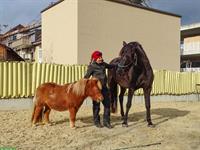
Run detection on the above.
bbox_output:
[93,102,102,128]
[103,107,112,129]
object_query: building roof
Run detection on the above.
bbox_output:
[4,24,25,34]
[1,23,41,39]
[181,22,200,31]
[0,43,24,61]
[181,22,200,38]
[41,0,181,18]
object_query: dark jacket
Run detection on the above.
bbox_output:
[84,61,114,86]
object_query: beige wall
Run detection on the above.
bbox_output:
[42,0,180,71]
[42,0,78,64]
[78,0,180,71]
[34,45,41,62]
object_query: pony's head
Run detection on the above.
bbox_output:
[117,41,139,74]
[85,78,103,102]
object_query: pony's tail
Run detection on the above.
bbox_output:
[31,95,37,123]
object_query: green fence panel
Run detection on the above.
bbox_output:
[12,62,17,97]
[31,63,36,96]
[1,62,200,99]
[40,63,46,85]
[52,64,57,83]
[3,62,8,98]
[68,65,72,83]
[0,63,3,97]
[21,62,26,97]
[26,62,31,97]
[8,62,12,97]
[44,63,50,83]
[17,62,22,97]
[49,64,54,83]
[64,65,68,83]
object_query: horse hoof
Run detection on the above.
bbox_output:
[45,123,52,126]
[70,126,77,129]
[122,123,128,127]
[32,124,37,127]
[147,122,155,128]
[121,116,125,120]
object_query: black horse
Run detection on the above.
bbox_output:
[108,41,154,127]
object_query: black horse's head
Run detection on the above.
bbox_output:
[117,41,139,74]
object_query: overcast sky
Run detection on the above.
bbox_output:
[0,0,200,33]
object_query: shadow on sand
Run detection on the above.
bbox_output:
[52,107,190,127]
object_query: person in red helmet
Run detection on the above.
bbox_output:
[84,50,116,129]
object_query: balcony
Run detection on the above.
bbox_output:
[181,67,200,72]
[181,41,200,55]
[10,37,31,49]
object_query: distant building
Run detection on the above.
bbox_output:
[0,43,24,61]
[181,23,200,72]
[0,23,41,62]
[41,0,181,71]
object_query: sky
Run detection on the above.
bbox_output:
[0,0,200,33]
[149,0,200,25]
[0,0,57,33]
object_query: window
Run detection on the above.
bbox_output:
[192,61,200,68]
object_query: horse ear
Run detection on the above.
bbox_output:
[123,41,127,46]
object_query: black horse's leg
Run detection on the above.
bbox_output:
[119,86,126,119]
[143,87,154,127]
[122,88,134,127]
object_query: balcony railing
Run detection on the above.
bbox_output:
[181,68,200,72]
[10,37,31,49]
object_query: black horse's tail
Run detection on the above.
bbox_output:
[109,78,118,114]
[111,95,118,114]
[108,58,119,114]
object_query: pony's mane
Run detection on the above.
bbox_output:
[66,79,87,96]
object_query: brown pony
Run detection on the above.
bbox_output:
[31,78,103,128]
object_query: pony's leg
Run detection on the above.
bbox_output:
[69,108,77,129]
[43,105,51,124]
[32,105,43,125]
[143,88,154,127]
[122,88,134,127]
[119,87,126,119]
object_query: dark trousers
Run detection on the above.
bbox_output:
[93,86,111,124]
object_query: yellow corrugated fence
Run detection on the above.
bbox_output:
[0,62,200,99]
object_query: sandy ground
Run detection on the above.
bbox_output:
[0,101,200,150]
